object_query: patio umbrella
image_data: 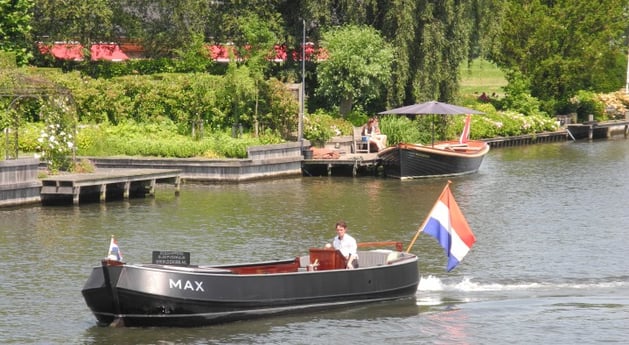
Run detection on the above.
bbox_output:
[378,101,484,115]
[378,101,484,145]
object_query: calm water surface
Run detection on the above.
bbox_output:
[1,139,628,344]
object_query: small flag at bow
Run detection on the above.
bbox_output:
[107,235,123,261]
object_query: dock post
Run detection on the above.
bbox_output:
[174,176,181,196]
[73,186,81,205]
[148,179,156,196]
[100,184,106,202]
[123,181,130,199]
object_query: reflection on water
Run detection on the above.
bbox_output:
[1,140,629,344]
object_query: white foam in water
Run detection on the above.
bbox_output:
[417,275,446,291]
[418,275,629,293]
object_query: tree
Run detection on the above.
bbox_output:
[316,24,393,116]
[304,0,379,30]
[232,13,283,136]
[408,0,473,103]
[107,0,213,58]
[380,0,417,107]
[0,0,33,65]
[490,0,628,113]
[32,0,113,45]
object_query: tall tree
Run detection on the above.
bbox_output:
[211,0,285,44]
[305,0,380,29]
[491,0,628,110]
[408,0,473,103]
[32,0,113,45]
[316,24,393,116]
[380,0,417,107]
[467,0,505,62]
[233,12,282,135]
[0,0,34,65]
[108,0,213,58]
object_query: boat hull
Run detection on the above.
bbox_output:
[378,141,489,179]
[82,256,419,327]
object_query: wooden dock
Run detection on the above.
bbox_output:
[40,169,181,205]
[566,120,629,140]
[302,153,380,177]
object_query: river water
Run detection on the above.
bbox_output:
[1,139,628,344]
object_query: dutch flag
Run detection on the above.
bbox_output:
[107,235,123,262]
[422,183,476,271]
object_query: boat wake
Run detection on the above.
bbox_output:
[417,275,629,292]
[415,275,629,307]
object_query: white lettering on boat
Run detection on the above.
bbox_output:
[169,279,204,292]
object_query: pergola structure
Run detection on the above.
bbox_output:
[0,71,77,160]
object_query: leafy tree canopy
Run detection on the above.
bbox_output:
[491,0,628,112]
[315,24,393,116]
[0,0,34,65]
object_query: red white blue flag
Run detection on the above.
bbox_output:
[422,183,476,271]
[108,235,123,261]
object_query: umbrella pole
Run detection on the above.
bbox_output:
[431,114,435,147]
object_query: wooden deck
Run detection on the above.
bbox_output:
[302,153,381,177]
[40,168,181,205]
[566,120,629,140]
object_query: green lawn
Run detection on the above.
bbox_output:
[459,59,507,97]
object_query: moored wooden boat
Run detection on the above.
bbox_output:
[82,243,419,327]
[377,140,490,179]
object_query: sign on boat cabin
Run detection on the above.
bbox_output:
[152,251,191,266]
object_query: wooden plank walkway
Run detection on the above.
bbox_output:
[302,153,380,177]
[40,168,181,205]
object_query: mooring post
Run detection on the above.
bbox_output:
[174,176,181,196]
[100,184,106,202]
[149,179,156,196]
[123,181,130,199]
[73,186,80,205]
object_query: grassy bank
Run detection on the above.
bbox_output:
[459,59,507,97]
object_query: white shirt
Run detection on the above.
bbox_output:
[333,233,357,258]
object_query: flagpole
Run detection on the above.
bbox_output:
[405,180,452,253]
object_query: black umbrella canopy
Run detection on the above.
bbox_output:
[378,101,483,146]
[378,101,484,115]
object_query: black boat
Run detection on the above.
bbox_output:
[377,140,490,179]
[83,183,477,327]
[377,101,489,179]
[82,242,419,327]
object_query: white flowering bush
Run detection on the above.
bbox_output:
[36,123,74,172]
[35,97,76,173]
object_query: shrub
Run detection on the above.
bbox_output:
[569,90,606,122]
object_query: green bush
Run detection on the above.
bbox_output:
[569,90,606,122]
[23,68,298,139]
[379,115,425,144]
[303,110,353,145]
[9,120,283,159]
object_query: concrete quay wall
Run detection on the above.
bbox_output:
[0,158,41,207]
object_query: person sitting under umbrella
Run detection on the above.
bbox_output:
[361,117,387,152]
